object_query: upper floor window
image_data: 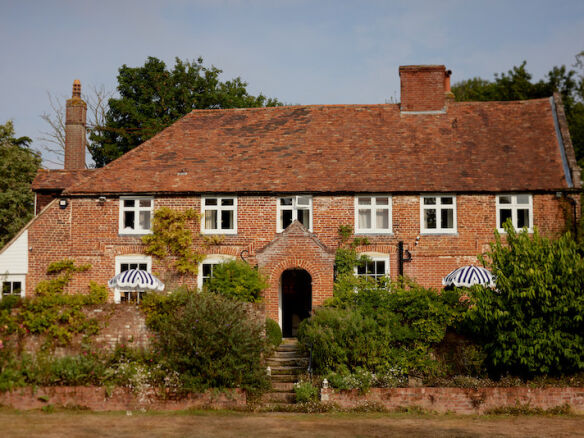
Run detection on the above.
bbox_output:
[355,253,390,282]
[119,197,153,235]
[197,254,236,289]
[202,197,237,234]
[497,194,533,231]
[355,196,392,234]
[420,195,457,234]
[277,196,312,232]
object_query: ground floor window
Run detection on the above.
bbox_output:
[2,281,22,297]
[355,252,390,282]
[197,254,236,289]
[113,255,152,303]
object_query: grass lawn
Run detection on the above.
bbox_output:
[0,408,582,437]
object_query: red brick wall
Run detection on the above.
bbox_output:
[322,387,584,414]
[25,193,573,315]
[399,65,446,112]
[0,386,246,411]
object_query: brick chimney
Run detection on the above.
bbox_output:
[64,79,87,169]
[399,65,452,112]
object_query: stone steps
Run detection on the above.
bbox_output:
[265,338,309,405]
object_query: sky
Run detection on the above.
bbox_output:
[1,0,583,168]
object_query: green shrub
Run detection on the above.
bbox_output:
[145,289,269,392]
[204,260,268,303]
[265,318,282,348]
[298,277,467,379]
[0,261,107,349]
[464,223,584,377]
[294,380,319,403]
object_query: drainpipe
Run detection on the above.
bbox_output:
[398,241,412,279]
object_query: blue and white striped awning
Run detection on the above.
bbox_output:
[108,269,165,291]
[442,265,496,288]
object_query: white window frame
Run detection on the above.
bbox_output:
[0,275,25,300]
[277,195,313,232]
[354,252,390,281]
[197,254,236,289]
[113,255,152,303]
[496,194,533,232]
[420,195,457,234]
[355,195,392,234]
[201,196,238,235]
[118,196,154,235]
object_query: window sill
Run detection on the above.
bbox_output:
[420,231,458,236]
[118,231,152,237]
[355,231,394,235]
[201,229,238,235]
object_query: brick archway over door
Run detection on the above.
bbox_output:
[256,221,335,322]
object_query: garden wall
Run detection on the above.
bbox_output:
[0,386,246,411]
[321,387,584,414]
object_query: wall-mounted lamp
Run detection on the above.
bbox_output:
[59,199,68,209]
[98,196,106,205]
[415,235,420,246]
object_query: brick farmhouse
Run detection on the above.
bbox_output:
[0,66,581,336]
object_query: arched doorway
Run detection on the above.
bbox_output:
[279,269,312,338]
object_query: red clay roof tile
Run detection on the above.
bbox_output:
[64,99,575,195]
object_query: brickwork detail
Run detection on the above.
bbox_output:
[25,193,574,318]
[322,387,584,414]
[256,221,335,321]
[399,65,447,112]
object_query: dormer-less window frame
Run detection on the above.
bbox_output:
[354,252,390,282]
[496,194,533,232]
[197,254,236,289]
[420,195,457,234]
[355,195,392,234]
[277,196,312,232]
[201,196,237,235]
[119,196,153,235]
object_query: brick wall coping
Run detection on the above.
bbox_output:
[321,387,584,415]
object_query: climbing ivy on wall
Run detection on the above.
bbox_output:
[141,207,205,276]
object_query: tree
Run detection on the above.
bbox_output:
[464,222,584,377]
[39,85,112,167]
[89,57,281,167]
[452,55,584,167]
[0,121,41,248]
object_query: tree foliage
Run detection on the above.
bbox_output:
[0,121,41,249]
[89,56,281,166]
[452,53,584,167]
[203,260,267,303]
[463,222,584,377]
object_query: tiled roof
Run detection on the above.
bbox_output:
[65,97,579,195]
[32,169,94,191]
